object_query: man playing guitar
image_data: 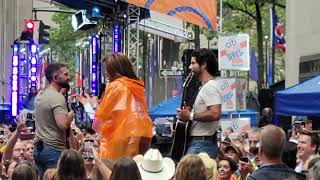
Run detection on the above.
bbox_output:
[176,48,221,158]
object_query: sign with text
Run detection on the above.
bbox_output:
[221,118,251,134]
[218,34,250,70]
[217,78,247,112]
[160,69,183,76]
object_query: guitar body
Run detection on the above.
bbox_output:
[170,120,191,161]
[170,72,194,162]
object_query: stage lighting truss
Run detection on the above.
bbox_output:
[29,44,38,88]
[90,35,99,96]
[11,44,20,117]
[113,24,121,53]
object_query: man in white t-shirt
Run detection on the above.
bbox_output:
[177,48,221,158]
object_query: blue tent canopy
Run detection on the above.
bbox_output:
[275,75,320,116]
[149,96,182,120]
[149,95,258,125]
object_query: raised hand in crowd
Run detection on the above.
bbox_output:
[2,115,28,163]
[91,147,112,180]
[238,160,254,180]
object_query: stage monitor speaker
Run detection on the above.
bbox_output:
[181,49,219,108]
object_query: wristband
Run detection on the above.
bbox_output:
[190,112,194,121]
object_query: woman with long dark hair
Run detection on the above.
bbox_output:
[109,157,141,180]
[56,149,86,180]
[77,53,153,160]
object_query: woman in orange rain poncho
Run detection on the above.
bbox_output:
[89,53,152,160]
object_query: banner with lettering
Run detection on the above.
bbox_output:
[127,0,217,30]
[221,118,251,134]
[218,34,250,70]
[217,78,247,112]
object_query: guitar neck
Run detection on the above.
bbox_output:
[180,73,193,108]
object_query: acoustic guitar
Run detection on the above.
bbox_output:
[170,72,194,161]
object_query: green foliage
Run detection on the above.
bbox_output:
[221,0,286,85]
[48,12,91,80]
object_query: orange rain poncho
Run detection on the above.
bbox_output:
[93,77,153,160]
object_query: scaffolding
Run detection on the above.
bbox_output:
[125,4,141,77]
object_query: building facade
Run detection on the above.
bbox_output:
[286,0,320,87]
[0,0,33,103]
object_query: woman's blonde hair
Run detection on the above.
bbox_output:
[43,168,57,180]
[198,153,217,180]
[174,154,207,180]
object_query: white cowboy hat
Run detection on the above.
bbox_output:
[133,148,175,180]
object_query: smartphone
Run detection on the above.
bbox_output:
[26,120,36,132]
[83,140,94,159]
[26,113,34,120]
[240,156,249,163]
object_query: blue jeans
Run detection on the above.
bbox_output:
[33,143,63,180]
[186,139,218,159]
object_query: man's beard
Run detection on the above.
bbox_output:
[57,81,70,89]
[192,70,201,79]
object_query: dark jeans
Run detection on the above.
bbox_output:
[186,139,218,159]
[33,143,62,180]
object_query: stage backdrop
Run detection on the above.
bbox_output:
[127,0,217,30]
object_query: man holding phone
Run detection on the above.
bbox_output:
[33,63,74,179]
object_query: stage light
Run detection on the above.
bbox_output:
[31,44,37,54]
[12,81,18,90]
[113,24,121,53]
[31,76,36,81]
[92,36,97,55]
[90,35,98,96]
[13,67,18,75]
[92,7,100,18]
[12,104,17,117]
[12,75,18,81]
[29,43,38,86]
[31,67,36,73]
[11,44,20,117]
[31,57,36,64]
[71,10,97,31]
[13,45,18,52]
[13,56,18,66]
